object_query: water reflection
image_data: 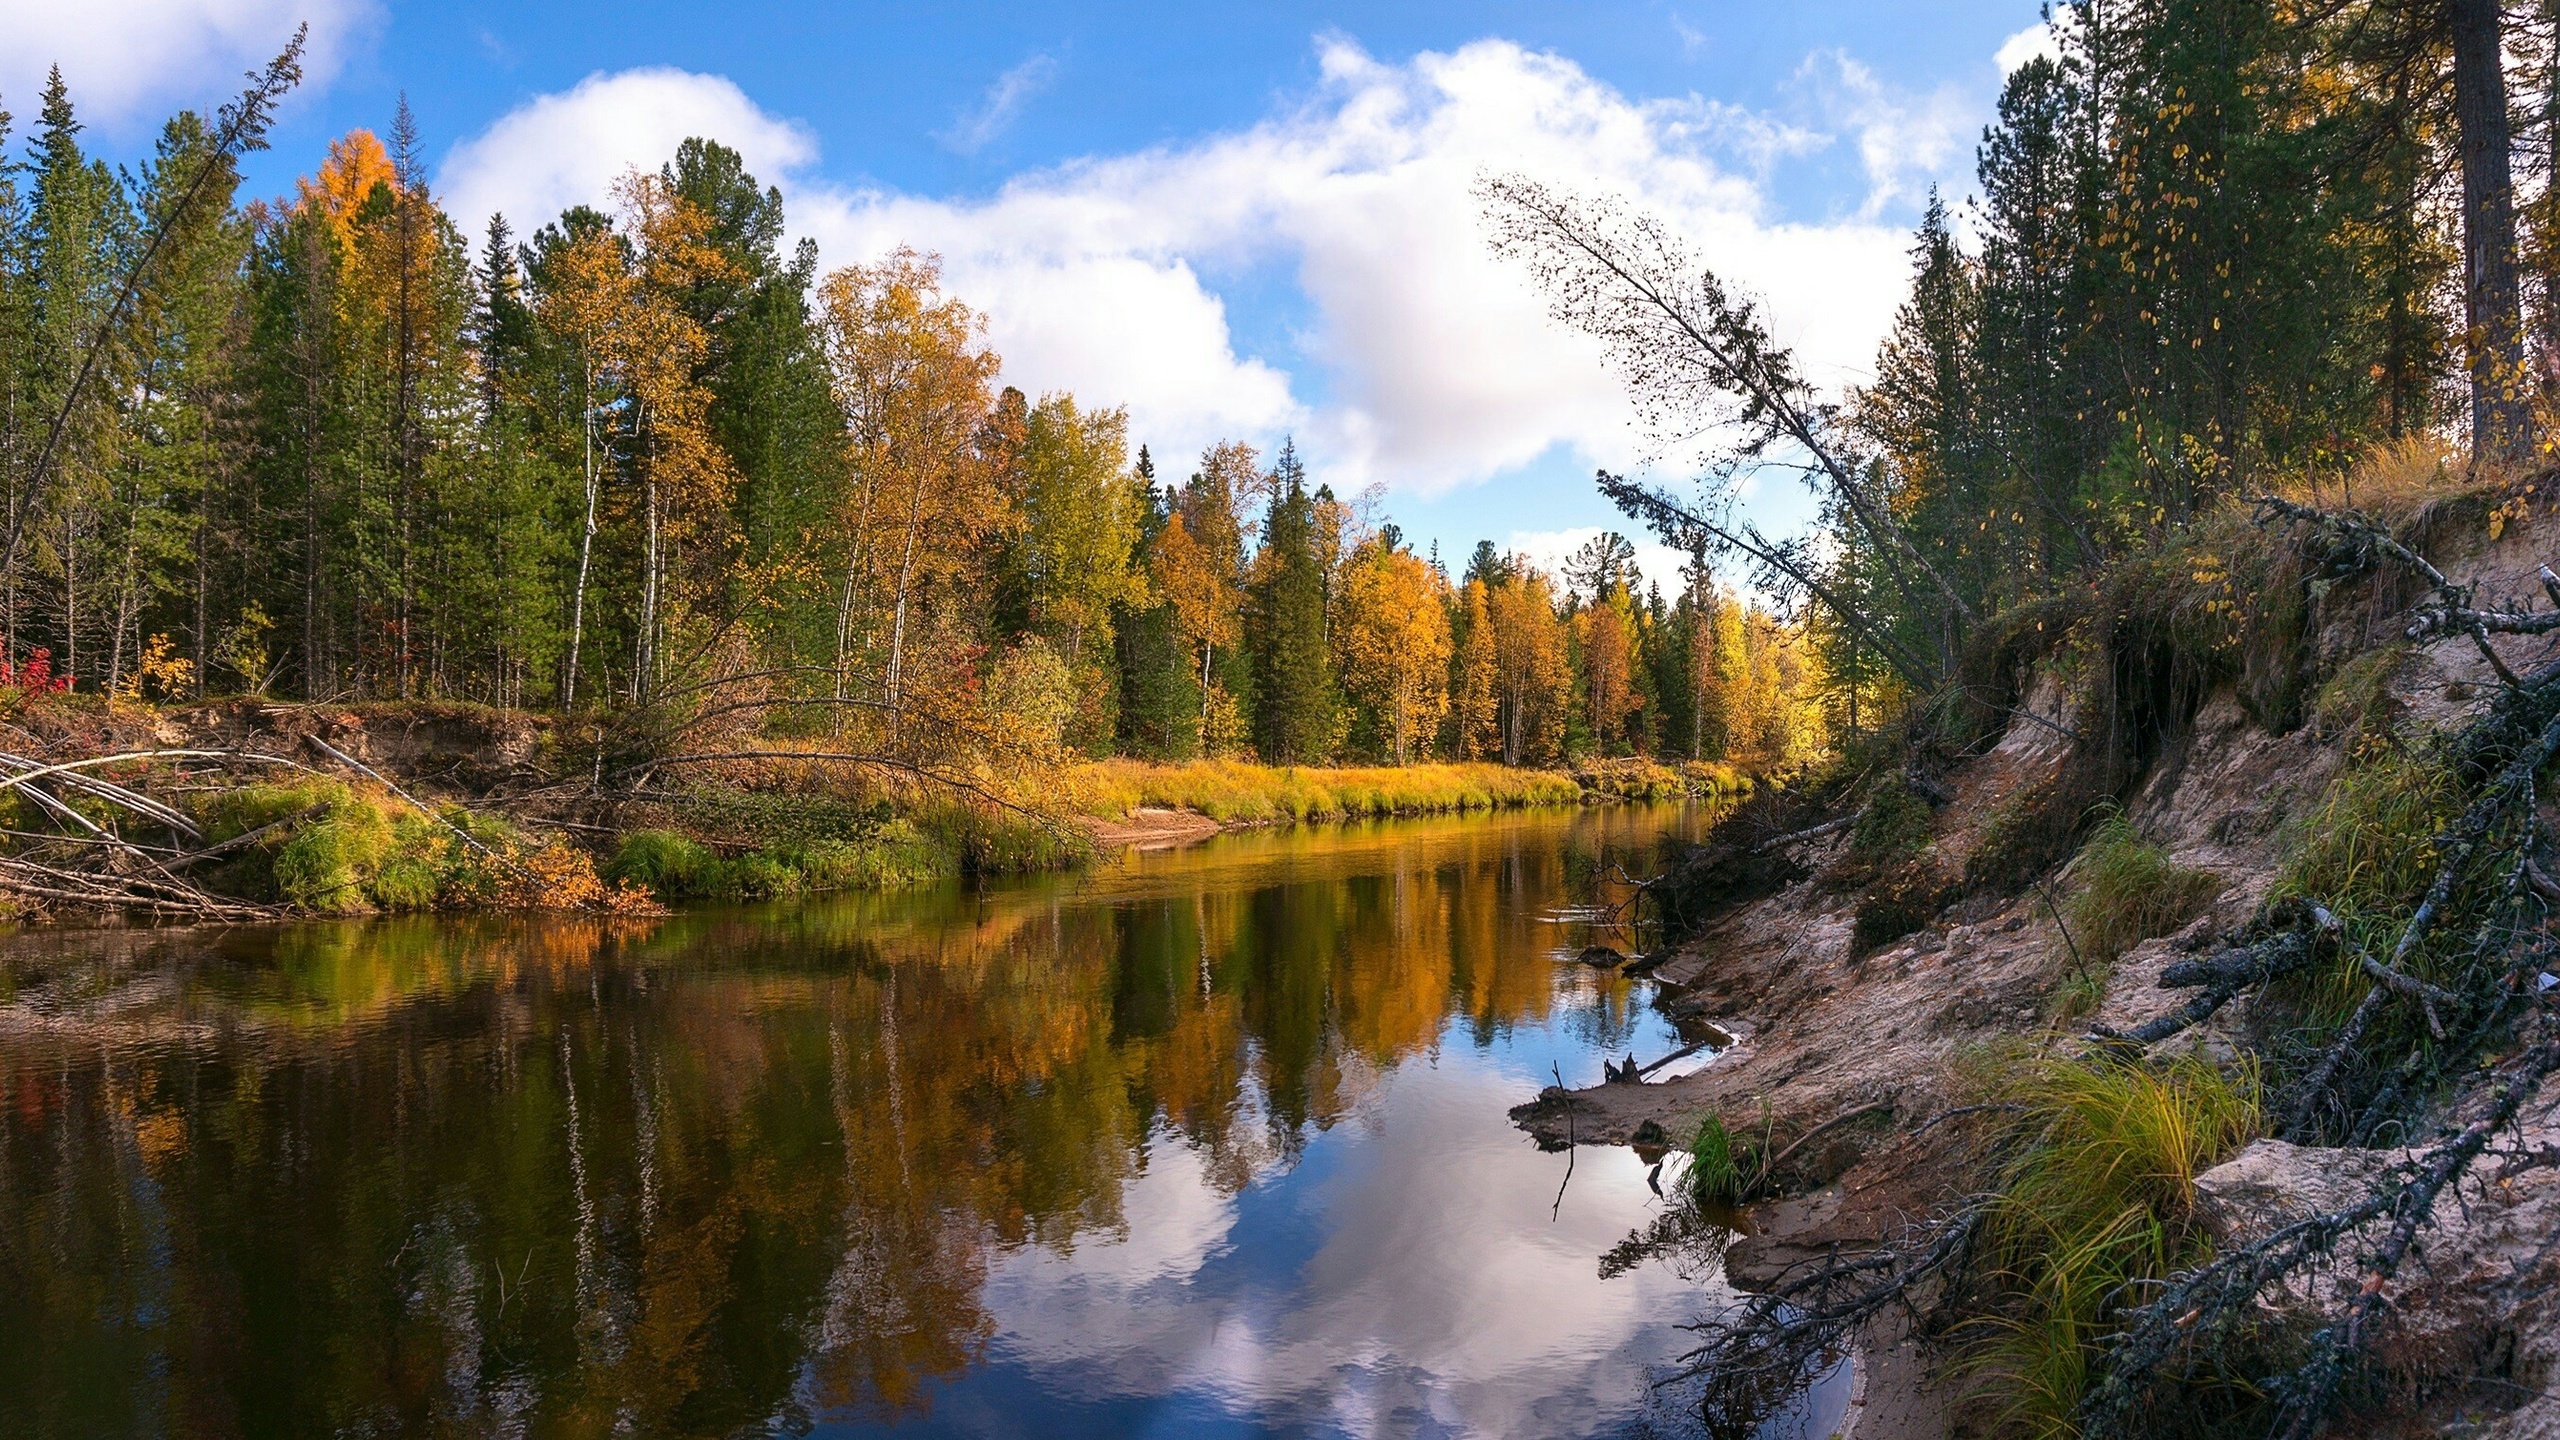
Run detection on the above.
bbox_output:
[0,804,1792,1439]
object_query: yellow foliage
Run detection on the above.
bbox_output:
[1333,540,1453,764]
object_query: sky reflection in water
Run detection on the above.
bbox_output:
[0,804,1841,1439]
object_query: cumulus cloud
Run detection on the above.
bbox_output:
[941,54,1056,154]
[438,68,817,241]
[438,38,1926,504]
[1798,49,1974,217]
[0,0,370,132]
[1997,18,2066,74]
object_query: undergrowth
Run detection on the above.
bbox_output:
[1056,758,1594,823]
[2270,744,2461,1024]
[195,781,624,913]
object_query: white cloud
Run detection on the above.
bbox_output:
[1503,527,1694,600]
[1799,49,1972,217]
[439,39,1923,509]
[0,0,371,132]
[1997,18,2065,74]
[437,68,818,239]
[941,54,1056,154]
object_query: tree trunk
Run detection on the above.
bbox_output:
[2449,0,2534,462]
[563,360,598,709]
[886,468,929,740]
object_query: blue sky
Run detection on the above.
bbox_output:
[7,0,2051,593]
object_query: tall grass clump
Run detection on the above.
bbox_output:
[604,818,954,901]
[1061,758,1588,824]
[2064,811,2222,965]
[1968,1054,2262,1438]
[1681,1112,1764,1206]
[2270,746,2460,1022]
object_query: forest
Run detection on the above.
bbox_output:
[0,53,1818,789]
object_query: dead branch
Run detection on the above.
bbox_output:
[1673,1206,1981,1413]
[2255,494,2522,685]
[1750,814,1856,855]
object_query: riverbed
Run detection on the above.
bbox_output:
[0,803,1846,1438]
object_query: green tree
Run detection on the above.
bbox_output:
[1249,440,1336,763]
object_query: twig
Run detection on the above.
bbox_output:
[1763,1099,1897,1176]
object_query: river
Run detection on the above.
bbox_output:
[0,803,1847,1439]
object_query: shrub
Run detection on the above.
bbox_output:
[1848,774,1934,868]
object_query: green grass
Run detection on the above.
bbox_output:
[1681,1112,1765,1206]
[2065,812,2222,966]
[2270,747,2461,1023]
[603,820,952,902]
[1968,1053,2263,1438]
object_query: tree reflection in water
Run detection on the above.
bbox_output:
[0,805,1784,1438]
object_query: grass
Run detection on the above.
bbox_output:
[1968,1053,2264,1439]
[2064,811,2223,966]
[2270,746,2461,1023]
[1681,1112,1767,1206]
[1053,758,1598,824]
[602,823,949,901]
[194,780,619,914]
[2273,747,2456,914]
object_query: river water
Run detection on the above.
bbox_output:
[0,803,1847,1439]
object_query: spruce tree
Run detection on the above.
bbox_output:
[1249,440,1336,763]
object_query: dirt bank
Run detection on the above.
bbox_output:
[1523,505,2560,1438]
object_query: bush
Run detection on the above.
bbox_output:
[1849,774,1934,867]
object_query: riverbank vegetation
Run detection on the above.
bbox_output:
[1489,0,2560,1433]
